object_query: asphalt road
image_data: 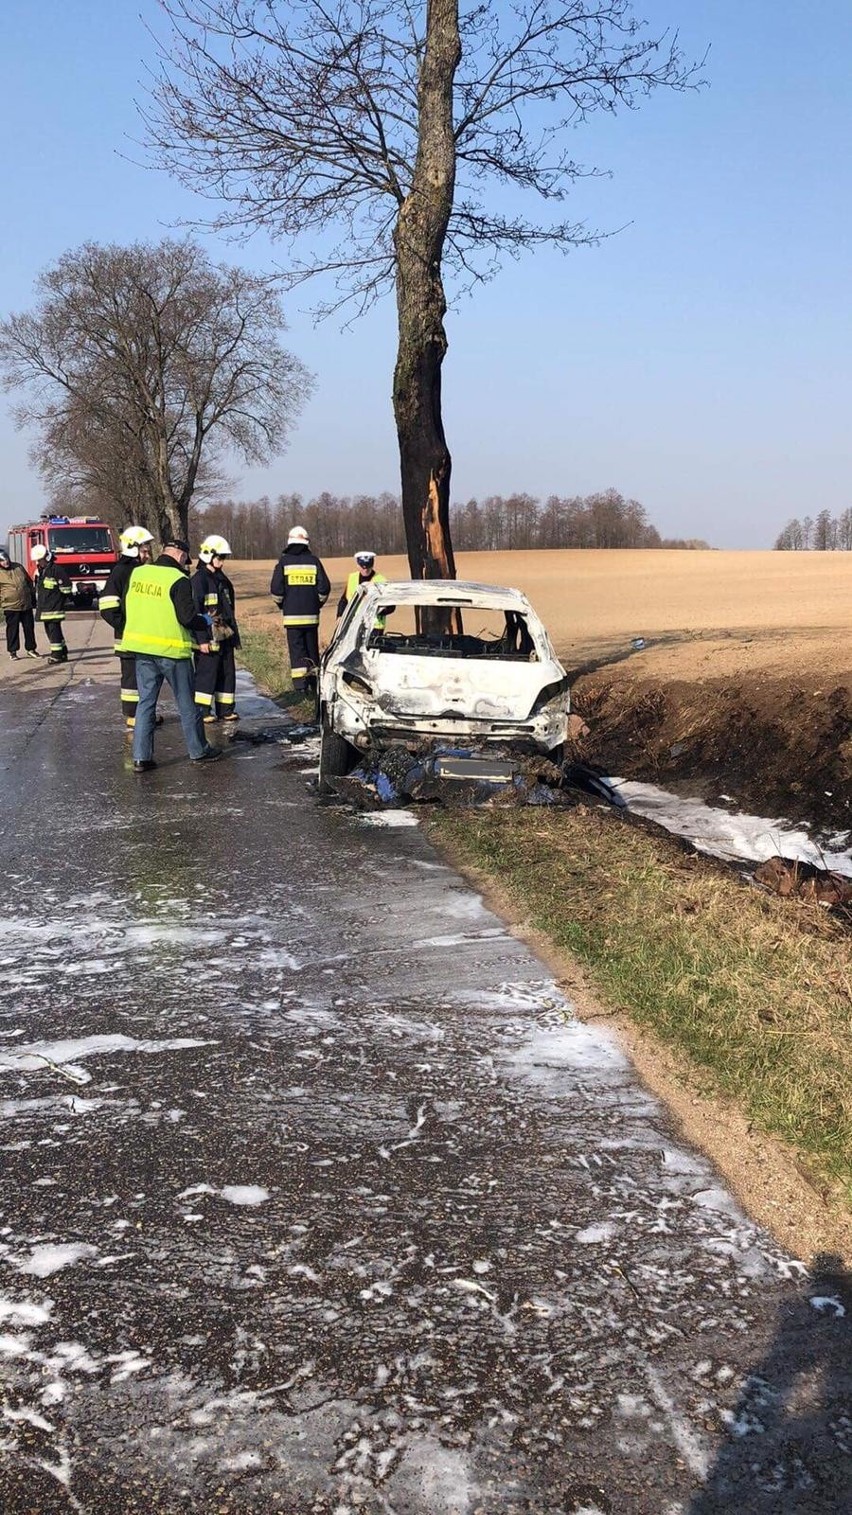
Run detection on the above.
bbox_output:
[0,619,849,1515]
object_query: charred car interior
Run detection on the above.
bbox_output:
[365,606,539,661]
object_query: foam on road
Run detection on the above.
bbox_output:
[0,630,848,1514]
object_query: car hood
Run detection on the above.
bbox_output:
[362,652,565,721]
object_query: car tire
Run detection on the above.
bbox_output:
[318,711,356,794]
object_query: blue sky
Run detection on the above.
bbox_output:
[1,0,850,548]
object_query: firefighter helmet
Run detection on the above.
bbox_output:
[119,525,155,558]
[286,525,309,547]
[31,544,49,561]
[199,534,232,563]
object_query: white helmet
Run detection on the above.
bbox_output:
[31,544,48,561]
[119,525,155,558]
[286,525,309,547]
[199,534,232,564]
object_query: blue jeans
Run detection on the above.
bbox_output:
[133,655,208,762]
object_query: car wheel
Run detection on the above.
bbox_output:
[318,711,356,794]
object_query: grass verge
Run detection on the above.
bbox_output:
[236,627,316,716]
[433,804,852,1206]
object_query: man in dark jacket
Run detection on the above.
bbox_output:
[191,534,241,723]
[31,545,73,663]
[0,546,39,660]
[269,525,330,700]
[99,526,155,727]
[121,539,222,773]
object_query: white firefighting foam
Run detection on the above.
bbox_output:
[615,779,852,876]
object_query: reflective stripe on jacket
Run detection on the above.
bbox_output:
[270,547,330,627]
[121,564,196,659]
[35,566,73,620]
[99,555,138,651]
[191,563,241,649]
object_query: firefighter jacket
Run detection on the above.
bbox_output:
[99,555,139,649]
[122,556,210,661]
[0,562,35,613]
[35,562,73,621]
[270,545,330,627]
[191,563,241,649]
[336,569,388,618]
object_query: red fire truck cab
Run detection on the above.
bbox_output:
[6,516,119,607]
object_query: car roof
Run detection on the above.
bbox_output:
[364,579,532,610]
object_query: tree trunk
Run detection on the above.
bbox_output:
[157,488,184,544]
[392,0,460,592]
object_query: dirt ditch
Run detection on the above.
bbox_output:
[574,662,852,835]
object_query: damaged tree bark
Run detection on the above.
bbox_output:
[393,0,460,590]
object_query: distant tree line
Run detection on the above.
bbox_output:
[774,509,852,550]
[193,488,708,558]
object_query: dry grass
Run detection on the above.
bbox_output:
[436,804,852,1204]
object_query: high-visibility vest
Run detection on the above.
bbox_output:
[344,570,387,601]
[345,570,387,629]
[121,564,195,659]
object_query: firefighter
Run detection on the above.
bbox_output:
[121,538,221,772]
[335,551,388,627]
[31,545,73,663]
[269,526,330,700]
[192,535,241,723]
[99,526,156,727]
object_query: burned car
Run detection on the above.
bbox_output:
[317,580,571,793]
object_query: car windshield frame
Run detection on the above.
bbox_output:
[357,600,542,662]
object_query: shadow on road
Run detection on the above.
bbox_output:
[690,1253,851,1514]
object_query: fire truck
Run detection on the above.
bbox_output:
[6,515,119,607]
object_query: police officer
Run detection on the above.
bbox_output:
[31,545,73,663]
[192,535,241,724]
[270,526,330,699]
[336,551,387,618]
[121,538,222,772]
[99,526,155,727]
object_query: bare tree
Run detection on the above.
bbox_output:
[837,508,852,552]
[774,519,800,551]
[812,508,837,552]
[145,0,699,579]
[38,391,230,538]
[0,238,312,541]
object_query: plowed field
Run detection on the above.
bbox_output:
[231,549,852,828]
